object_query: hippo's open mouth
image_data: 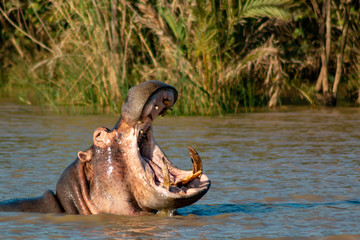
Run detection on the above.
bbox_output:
[135,107,210,198]
[124,95,210,211]
[137,120,206,194]
[115,81,210,212]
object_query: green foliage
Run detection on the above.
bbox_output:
[1,0,359,114]
[135,0,293,114]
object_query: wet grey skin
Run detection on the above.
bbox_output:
[0,80,211,216]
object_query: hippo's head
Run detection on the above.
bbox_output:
[72,81,210,215]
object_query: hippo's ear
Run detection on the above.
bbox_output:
[93,127,109,148]
[78,150,91,163]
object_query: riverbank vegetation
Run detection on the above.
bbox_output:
[1,0,359,115]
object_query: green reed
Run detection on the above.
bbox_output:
[1,0,292,115]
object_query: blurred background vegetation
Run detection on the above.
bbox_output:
[0,0,359,115]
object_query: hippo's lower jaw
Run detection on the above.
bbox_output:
[133,113,211,213]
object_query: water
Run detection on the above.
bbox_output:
[1,101,360,239]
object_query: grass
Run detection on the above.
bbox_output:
[0,0,294,115]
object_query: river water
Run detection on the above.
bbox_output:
[1,101,360,239]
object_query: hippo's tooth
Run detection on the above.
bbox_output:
[163,99,171,108]
[160,109,167,117]
[187,146,203,174]
[169,146,203,187]
[171,171,202,187]
[161,157,170,191]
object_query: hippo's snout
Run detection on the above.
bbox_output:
[121,80,178,126]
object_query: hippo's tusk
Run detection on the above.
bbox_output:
[187,146,203,174]
[170,146,203,188]
[160,109,168,117]
[161,157,170,191]
[163,99,172,108]
[160,100,172,117]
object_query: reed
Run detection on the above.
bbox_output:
[1,0,292,115]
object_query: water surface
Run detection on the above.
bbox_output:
[1,102,360,239]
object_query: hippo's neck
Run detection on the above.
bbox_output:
[88,145,143,215]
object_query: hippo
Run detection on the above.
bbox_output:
[0,80,211,215]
